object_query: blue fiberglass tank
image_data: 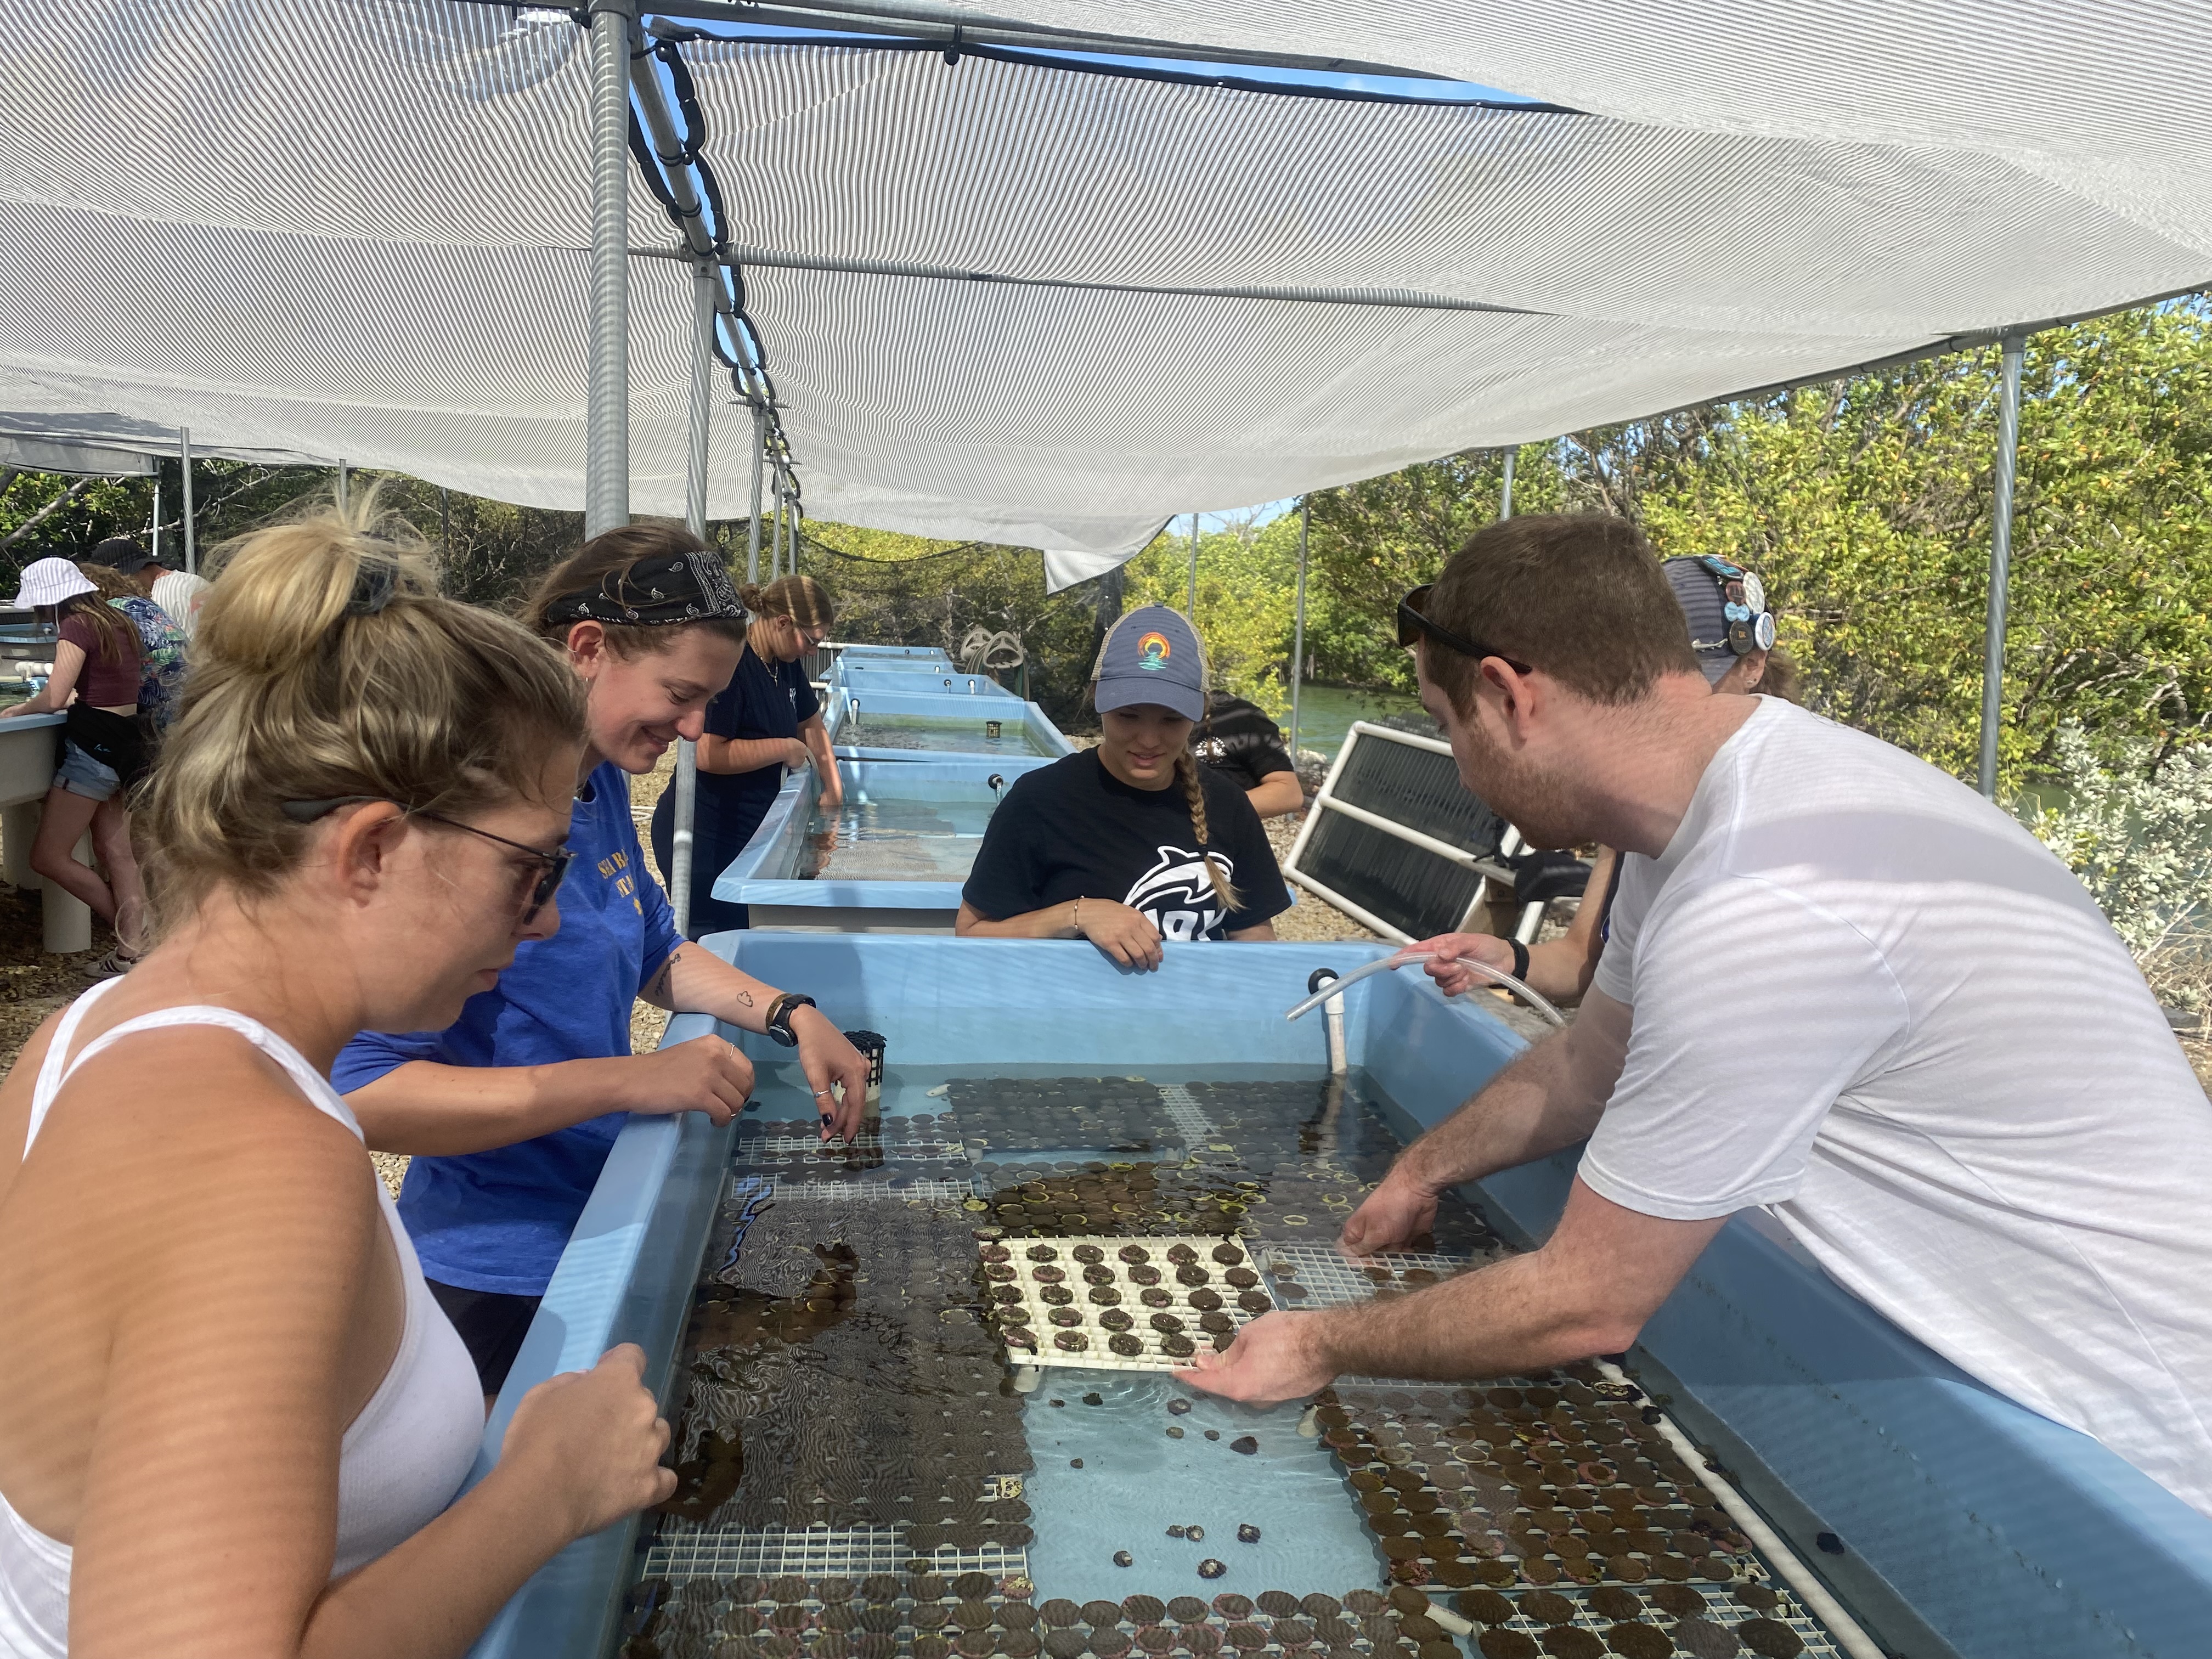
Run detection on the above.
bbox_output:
[825,687,1073,763]
[714,755,1058,932]
[460,938,2212,1659]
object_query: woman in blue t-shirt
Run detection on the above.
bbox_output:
[649,573,842,936]
[335,527,870,1396]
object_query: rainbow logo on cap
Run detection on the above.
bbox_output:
[1137,631,1172,670]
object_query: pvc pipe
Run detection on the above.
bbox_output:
[179,426,195,575]
[1289,495,1309,758]
[1308,968,1348,1076]
[1977,333,2025,799]
[1592,1359,1888,1659]
[670,262,717,939]
[584,0,636,539]
[1283,950,1567,1030]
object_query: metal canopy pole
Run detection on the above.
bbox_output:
[179,427,196,575]
[671,262,717,938]
[1977,333,2027,800]
[770,470,787,580]
[1289,495,1310,760]
[337,459,349,510]
[584,0,636,538]
[1499,448,1515,520]
[149,482,160,566]
[1186,514,1199,616]
[789,494,802,575]
[746,404,766,583]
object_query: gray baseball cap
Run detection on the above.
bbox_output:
[1664,555,1774,685]
[1093,605,1208,723]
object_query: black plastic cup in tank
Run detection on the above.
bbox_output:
[847,1029,887,1120]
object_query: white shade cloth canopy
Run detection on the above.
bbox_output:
[1,0,2204,579]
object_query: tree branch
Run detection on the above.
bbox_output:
[0,477,93,551]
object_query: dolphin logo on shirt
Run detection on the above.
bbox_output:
[1124,843,1233,941]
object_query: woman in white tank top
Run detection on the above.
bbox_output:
[0,499,678,1657]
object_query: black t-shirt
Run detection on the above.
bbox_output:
[1193,695,1295,792]
[649,642,820,885]
[963,749,1290,941]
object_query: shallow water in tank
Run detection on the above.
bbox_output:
[634,1066,1840,1659]
[797,795,1000,881]
[837,714,1060,757]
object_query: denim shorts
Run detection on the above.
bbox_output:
[54,737,121,803]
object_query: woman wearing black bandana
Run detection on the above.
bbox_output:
[331,527,871,1397]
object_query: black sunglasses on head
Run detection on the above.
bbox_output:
[1396,585,1534,674]
[283,796,573,926]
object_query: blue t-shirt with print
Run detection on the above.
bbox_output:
[332,761,681,1296]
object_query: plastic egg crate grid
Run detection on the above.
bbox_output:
[981,1235,1277,1371]
[1448,1582,1836,1659]
[1254,1247,1499,1389]
[950,1078,1182,1156]
[738,1116,977,1169]
[628,1567,1029,1659]
[633,1579,1452,1659]
[643,1525,1026,1587]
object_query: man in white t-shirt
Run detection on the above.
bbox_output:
[1183,514,2212,1517]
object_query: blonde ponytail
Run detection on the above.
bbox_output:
[137,489,586,929]
[1174,747,1242,912]
[738,573,835,631]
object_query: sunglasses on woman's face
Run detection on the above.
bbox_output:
[1396,585,1535,674]
[283,797,573,926]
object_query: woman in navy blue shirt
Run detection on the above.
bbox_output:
[335,529,869,1395]
[650,574,841,936]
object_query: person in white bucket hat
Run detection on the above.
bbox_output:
[2,556,150,974]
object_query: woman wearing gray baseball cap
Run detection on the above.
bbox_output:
[957,605,1290,968]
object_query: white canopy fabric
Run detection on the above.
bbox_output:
[1,1,2205,572]
[0,411,336,472]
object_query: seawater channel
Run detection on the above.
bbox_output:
[624,1063,1847,1659]
[797,796,998,883]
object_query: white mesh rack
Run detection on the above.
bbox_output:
[1473,1583,1849,1659]
[1155,1083,1219,1141]
[768,1176,980,1204]
[644,1522,1029,1584]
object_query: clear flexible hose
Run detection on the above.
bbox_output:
[1282,950,1568,1029]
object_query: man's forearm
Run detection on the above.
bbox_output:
[1307,1249,1633,1383]
[1394,1030,1602,1195]
[349,1057,641,1155]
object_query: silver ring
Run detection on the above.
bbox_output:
[814,1088,836,1098]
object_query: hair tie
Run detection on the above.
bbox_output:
[347,559,397,616]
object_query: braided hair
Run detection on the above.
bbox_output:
[1173,744,1243,912]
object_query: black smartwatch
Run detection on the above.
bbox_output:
[1508,938,1531,983]
[764,992,817,1047]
